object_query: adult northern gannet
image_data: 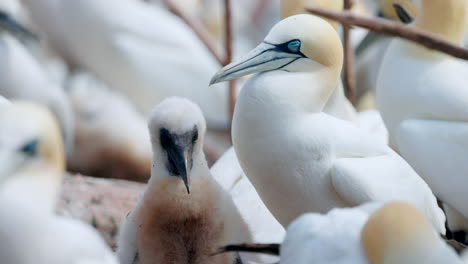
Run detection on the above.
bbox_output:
[0,101,118,264]
[117,97,254,264]
[376,0,468,236]
[211,14,445,233]
[20,0,231,129]
[67,71,152,182]
[0,9,75,155]
[362,202,465,264]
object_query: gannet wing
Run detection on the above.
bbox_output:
[330,151,446,233]
[116,209,140,264]
[396,118,468,218]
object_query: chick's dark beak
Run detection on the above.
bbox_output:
[160,128,197,194]
[0,10,38,41]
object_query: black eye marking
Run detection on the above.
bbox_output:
[20,139,39,156]
[191,126,198,144]
[263,39,307,58]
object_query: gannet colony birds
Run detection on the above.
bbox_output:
[0,101,117,264]
[211,14,445,233]
[377,0,468,238]
[3,0,468,263]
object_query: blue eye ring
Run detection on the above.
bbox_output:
[20,139,39,156]
[287,40,301,52]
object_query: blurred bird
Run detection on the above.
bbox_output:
[0,101,117,264]
[21,0,232,129]
[117,97,253,264]
[216,203,382,264]
[211,14,445,233]
[362,202,465,264]
[66,71,152,182]
[210,147,285,263]
[0,9,75,155]
[376,0,468,237]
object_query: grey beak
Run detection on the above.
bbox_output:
[210,42,304,85]
[0,10,38,41]
[166,145,191,194]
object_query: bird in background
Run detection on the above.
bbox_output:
[0,7,75,155]
[376,0,468,240]
[117,97,255,264]
[0,101,117,264]
[20,0,232,129]
[210,14,445,233]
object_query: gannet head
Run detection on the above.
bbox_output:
[280,0,343,30]
[211,14,343,86]
[0,9,36,41]
[361,202,447,264]
[0,101,65,183]
[148,97,206,194]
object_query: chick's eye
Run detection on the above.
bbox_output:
[20,139,39,156]
[287,40,301,52]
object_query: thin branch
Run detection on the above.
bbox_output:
[162,0,227,65]
[342,0,356,104]
[224,0,236,123]
[305,7,468,60]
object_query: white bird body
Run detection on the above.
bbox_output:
[21,0,231,129]
[0,31,74,154]
[67,72,152,182]
[376,0,468,232]
[281,203,382,264]
[0,101,117,264]
[117,98,253,264]
[211,14,445,233]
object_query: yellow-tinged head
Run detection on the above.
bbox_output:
[361,202,440,264]
[281,0,343,30]
[211,14,344,85]
[415,0,468,44]
[0,101,65,181]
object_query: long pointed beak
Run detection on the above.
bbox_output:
[0,11,38,41]
[166,144,191,194]
[210,42,303,85]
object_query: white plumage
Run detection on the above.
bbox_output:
[376,0,468,233]
[211,14,445,233]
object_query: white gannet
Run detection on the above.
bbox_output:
[210,147,284,263]
[0,10,75,154]
[362,202,465,264]
[0,101,117,264]
[67,71,152,182]
[117,97,253,264]
[376,0,468,235]
[215,203,382,264]
[20,0,231,129]
[210,14,445,233]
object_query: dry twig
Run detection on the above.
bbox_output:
[306,7,468,60]
[162,0,226,65]
[342,0,356,104]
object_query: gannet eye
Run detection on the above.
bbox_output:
[20,139,39,156]
[287,40,301,53]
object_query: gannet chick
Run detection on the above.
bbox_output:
[117,97,252,264]
[0,101,118,264]
[0,10,75,154]
[211,14,445,233]
[67,71,151,182]
[362,202,464,264]
[376,0,468,237]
